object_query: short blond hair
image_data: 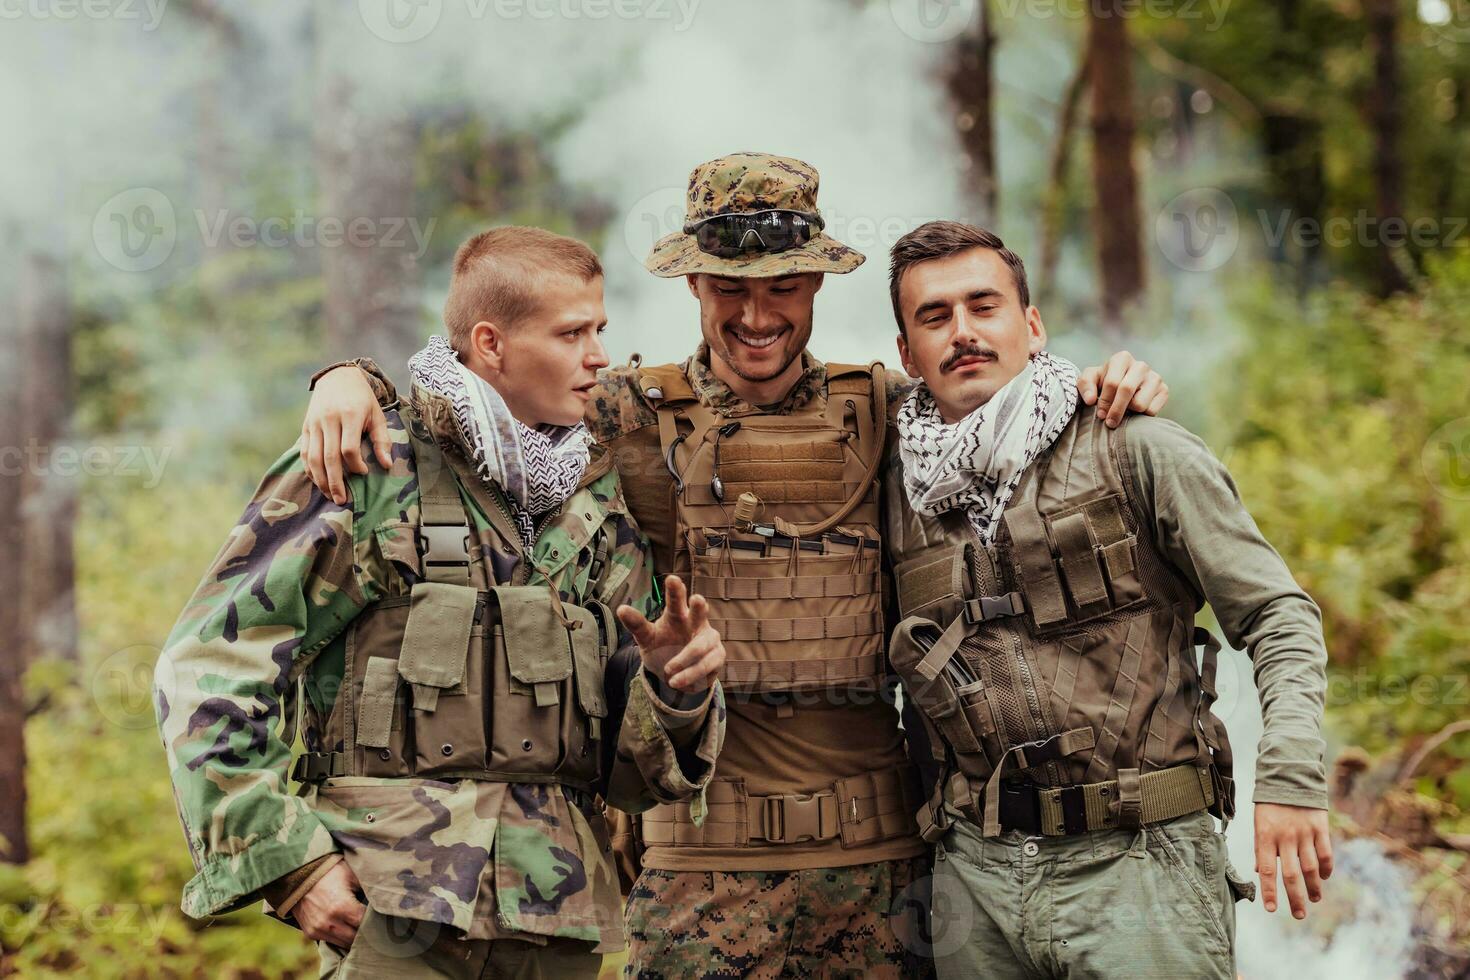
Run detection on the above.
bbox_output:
[443,226,603,352]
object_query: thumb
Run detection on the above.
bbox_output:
[370,407,393,470]
[616,604,655,648]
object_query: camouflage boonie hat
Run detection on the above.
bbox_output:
[645,151,866,278]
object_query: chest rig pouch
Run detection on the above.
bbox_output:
[886,411,1231,840]
[296,405,615,795]
[640,362,889,697]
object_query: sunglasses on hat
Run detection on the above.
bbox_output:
[684,209,825,258]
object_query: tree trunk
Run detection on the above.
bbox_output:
[17,254,77,666]
[313,17,423,372]
[944,0,998,225]
[1086,3,1145,333]
[0,263,30,865]
[1038,47,1092,308]
[1365,0,1409,295]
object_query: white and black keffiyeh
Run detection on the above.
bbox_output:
[409,334,591,545]
[898,351,1080,543]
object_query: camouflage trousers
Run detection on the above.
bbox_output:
[316,907,601,980]
[930,809,1248,979]
[623,857,936,979]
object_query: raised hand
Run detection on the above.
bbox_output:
[1077,350,1169,427]
[616,575,725,692]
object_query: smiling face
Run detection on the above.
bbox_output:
[687,271,823,403]
[895,247,1046,423]
[465,271,609,427]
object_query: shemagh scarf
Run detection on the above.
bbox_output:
[898,350,1080,543]
[408,334,590,546]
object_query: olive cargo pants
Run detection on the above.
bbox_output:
[930,809,1251,979]
[317,907,601,980]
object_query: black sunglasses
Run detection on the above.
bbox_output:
[683,209,825,258]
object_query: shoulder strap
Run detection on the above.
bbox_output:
[791,361,887,538]
[637,363,697,407]
[403,403,476,586]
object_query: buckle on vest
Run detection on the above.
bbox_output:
[997,781,1042,835]
[420,523,471,570]
[963,592,1025,624]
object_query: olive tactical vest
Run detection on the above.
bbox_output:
[290,404,616,797]
[632,361,922,853]
[637,362,889,695]
[885,408,1235,840]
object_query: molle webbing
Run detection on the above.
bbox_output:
[644,361,888,695]
[640,765,921,848]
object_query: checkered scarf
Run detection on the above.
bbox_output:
[408,334,590,545]
[897,351,1079,543]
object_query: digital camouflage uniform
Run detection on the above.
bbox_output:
[155,381,726,979]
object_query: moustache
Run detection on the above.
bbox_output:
[941,345,997,372]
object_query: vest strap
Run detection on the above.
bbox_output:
[709,610,882,643]
[962,763,1215,837]
[721,651,884,691]
[691,569,880,601]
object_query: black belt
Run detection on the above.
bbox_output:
[997,780,1090,837]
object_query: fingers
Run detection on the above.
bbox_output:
[1077,366,1102,405]
[1278,846,1309,919]
[305,425,327,497]
[615,604,656,650]
[663,575,690,626]
[663,631,726,691]
[1256,832,1279,914]
[1094,351,1131,423]
[1144,383,1170,416]
[1299,835,1323,905]
[370,406,394,470]
[1105,359,1150,428]
[1315,824,1335,881]
[323,418,347,506]
[687,592,710,634]
[1129,373,1163,415]
[340,412,367,477]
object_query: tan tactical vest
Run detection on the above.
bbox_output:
[291,405,616,799]
[632,361,921,851]
[885,408,1235,840]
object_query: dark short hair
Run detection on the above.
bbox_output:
[443,226,603,352]
[888,221,1030,335]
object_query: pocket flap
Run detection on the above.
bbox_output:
[398,583,479,712]
[571,601,611,723]
[494,585,574,688]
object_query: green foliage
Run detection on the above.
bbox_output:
[1218,252,1470,818]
